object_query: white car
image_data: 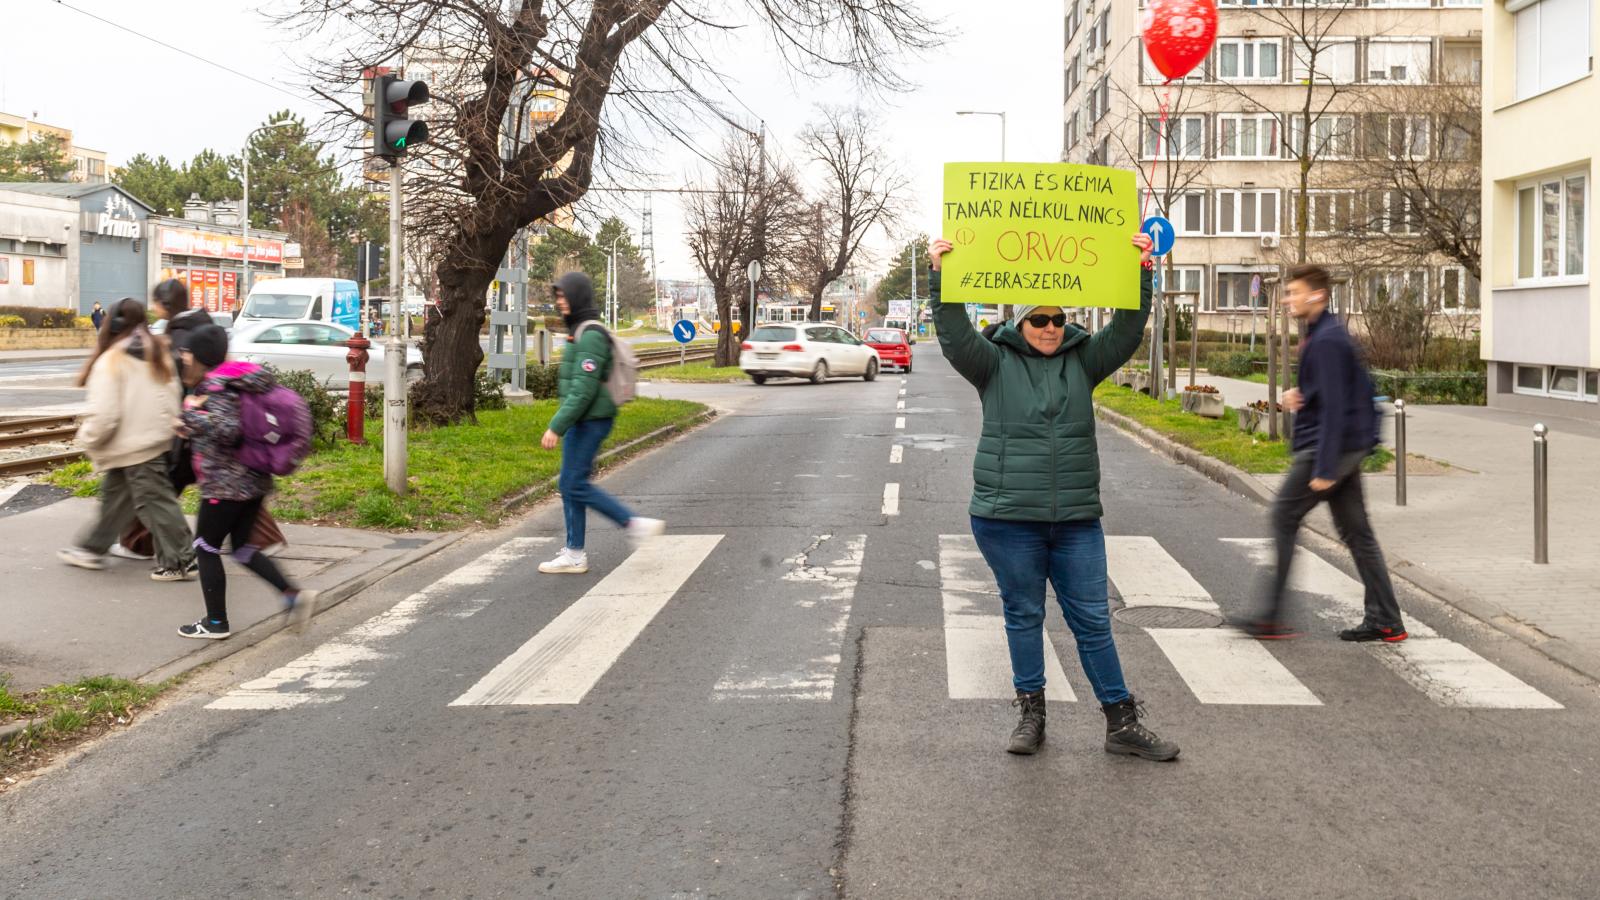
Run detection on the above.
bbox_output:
[739,323,880,385]
[229,321,423,390]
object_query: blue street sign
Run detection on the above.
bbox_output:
[672,320,696,344]
[1141,215,1176,257]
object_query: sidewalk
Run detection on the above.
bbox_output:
[1164,373,1600,672]
[0,497,460,692]
[0,349,92,364]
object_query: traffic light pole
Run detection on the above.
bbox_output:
[384,162,408,494]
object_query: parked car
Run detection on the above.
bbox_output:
[228,320,422,390]
[739,323,880,385]
[864,327,913,373]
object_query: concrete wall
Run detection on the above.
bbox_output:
[75,186,152,314]
[0,192,78,310]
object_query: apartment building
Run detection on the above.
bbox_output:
[1063,0,1484,332]
[0,112,110,184]
[1481,0,1596,417]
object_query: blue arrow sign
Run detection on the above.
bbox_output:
[672,320,697,344]
[1141,215,1176,258]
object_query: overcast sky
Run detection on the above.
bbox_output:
[9,0,1063,281]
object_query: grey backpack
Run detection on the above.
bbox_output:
[575,321,638,406]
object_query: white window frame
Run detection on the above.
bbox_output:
[1142,191,1208,236]
[1169,266,1204,310]
[1378,114,1431,160]
[1292,38,1357,84]
[1213,267,1275,312]
[1365,269,1430,306]
[1366,39,1433,85]
[1584,369,1600,402]
[1548,365,1584,398]
[1513,364,1548,395]
[1440,41,1483,85]
[1218,114,1280,159]
[1512,0,1594,102]
[1295,190,1357,236]
[1216,189,1281,236]
[1515,170,1589,285]
[1288,114,1356,160]
[1380,190,1422,235]
[1218,38,1282,83]
[1438,265,1480,313]
[1143,115,1206,160]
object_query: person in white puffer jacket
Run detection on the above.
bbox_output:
[57,298,197,581]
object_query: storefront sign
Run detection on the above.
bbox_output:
[159,226,284,264]
[86,193,142,239]
[940,162,1140,310]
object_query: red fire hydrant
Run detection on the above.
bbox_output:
[345,333,371,444]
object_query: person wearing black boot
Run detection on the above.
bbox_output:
[928,234,1180,762]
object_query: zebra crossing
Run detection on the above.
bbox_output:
[207,529,1562,715]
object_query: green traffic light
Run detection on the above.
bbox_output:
[395,137,406,148]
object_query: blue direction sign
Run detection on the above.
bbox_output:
[672,320,697,343]
[1141,215,1176,257]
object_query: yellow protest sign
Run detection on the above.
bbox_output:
[941,162,1140,310]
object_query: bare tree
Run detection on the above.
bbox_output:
[787,107,908,321]
[684,134,801,367]
[280,0,938,423]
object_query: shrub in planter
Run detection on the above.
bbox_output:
[0,305,78,328]
[265,366,341,447]
[0,314,25,328]
[1205,351,1262,378]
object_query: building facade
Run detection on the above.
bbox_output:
[0,112,110,184]
[1063,0,1484,334]
[152,197,288,313]
[1481,0,1596,416]
[0,188,77,310]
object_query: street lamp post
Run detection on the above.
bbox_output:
[956,110,1007,161]
[241,121,295,299]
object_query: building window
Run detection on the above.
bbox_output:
[1142,43,1206,84]
[1378,190,1422,234]
[1439,265,1481,312]
[1368,114,1430,160]
[1438,116,1474,160]
[1167,266,1204,310]
[1143,191,1207,236]
[1514,0,1593,102]
[1094,9,1110,51]
[0,258,8,284]
[1516,171,1587,282]
[1515,364,1546,393]
[1218,114,1279,159]
[1292,39,1357,83]
[1218,39,1281,82]
[1550,366,1582,397]
[1365,269,1429,306]
[1295,190,1357,235]
[1366,40,1433,84]
[1216,189,1280,235]
[1441,42,1483,85]
[1143,115,1205,159]
[1215,271,1270,311]
[1514,364,1600,401]
[1065,52,1080,98]
[1287,114,1356,160]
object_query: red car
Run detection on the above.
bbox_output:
[865,327,913,373]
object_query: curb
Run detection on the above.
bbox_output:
[1094,402,1600,685]
[501,408,718,513]
[135,528,468,687]
[0,717,42,749]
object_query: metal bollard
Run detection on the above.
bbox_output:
[1394,399,1406,506]
[1533,423,1549,564]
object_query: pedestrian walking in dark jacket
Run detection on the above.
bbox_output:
[174,325,317,640]
[536,272,664,575]
[928,233,1179,761]
[89,302,105,331]
[1242,264,1407,643]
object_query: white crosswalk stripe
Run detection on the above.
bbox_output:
[451,534,722,706]
[1223,538,1562,710]
[713,534,863,701]
[939,535,1077,701]
[207,537,551,710]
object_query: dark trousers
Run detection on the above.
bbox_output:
[1260,449,1404,629]
[193,496,294,626]
[78,457,194,570]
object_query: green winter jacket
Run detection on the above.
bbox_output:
[931,267,1152,522]
[549,323,618,436]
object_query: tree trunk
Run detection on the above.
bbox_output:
[412,234,501,425]
[714,284,739,368]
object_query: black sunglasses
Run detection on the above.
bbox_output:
[1024,313,1068,329]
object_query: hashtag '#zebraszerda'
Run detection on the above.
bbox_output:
[961,272,973,288]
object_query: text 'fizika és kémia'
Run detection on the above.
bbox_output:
[945,170,1126,227]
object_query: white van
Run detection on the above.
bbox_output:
[235,278,362,331]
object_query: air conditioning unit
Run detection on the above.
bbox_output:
[1260,235,1280,249]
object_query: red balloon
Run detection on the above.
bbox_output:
[1142,0,1219,82]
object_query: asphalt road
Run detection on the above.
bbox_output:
[0,358,86,415]
[2,344,1596,899]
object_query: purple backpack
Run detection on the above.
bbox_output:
[236,386,312,475]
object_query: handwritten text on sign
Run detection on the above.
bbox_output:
[941,162,1139,310]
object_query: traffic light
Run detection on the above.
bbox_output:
[371,74,431,160]
[356,242,385,283]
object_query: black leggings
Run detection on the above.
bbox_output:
[194,496,293,626]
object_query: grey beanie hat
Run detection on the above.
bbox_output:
[1011,304,1042,325]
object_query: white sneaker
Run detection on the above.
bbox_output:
[289,589,321,633]
[109,542,154,560]
[57,547,106,570]
[538,548,590,575]
[626,517,666,543]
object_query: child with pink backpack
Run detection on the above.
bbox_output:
[175,325,318,640]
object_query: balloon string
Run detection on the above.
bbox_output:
[1139,87,1174,224]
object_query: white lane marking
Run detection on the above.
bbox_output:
[1105,536,1217,612]
[714,534,863,701]
[894,417,905,429]
[940,535,1076,701]
[1108,536,1319,705]
[898,388,906,397]
[899,378,906,385]
[1224,538,1562,709]
[882,483,900,516]
[450,534,722,706]
[896,400,905,410]
[208,537,551,710]
[0,483,28,506]
[889,445,904,464]
[1146,630,1322,705]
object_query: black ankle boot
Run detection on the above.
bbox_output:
[1008,689,1047,755]
[1102,697,1180,761]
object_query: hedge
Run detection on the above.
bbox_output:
[1371,370,1486,406]
[0,306,80,328]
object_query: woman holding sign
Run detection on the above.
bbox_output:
[927,232,1179,761]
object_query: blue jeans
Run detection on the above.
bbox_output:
[969,516,1130,705]
[559,417,634,551]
